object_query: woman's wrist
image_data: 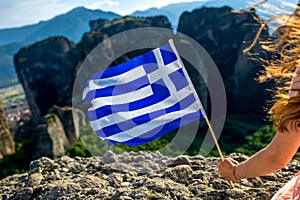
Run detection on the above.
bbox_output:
[233,165,239,180]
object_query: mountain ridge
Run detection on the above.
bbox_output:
[131,1,204,29]
[0,0,298,89]
[0,6,120,46]
[0,7,120,88]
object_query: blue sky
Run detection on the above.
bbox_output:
[0,0,202,29]
[0,0,298,29]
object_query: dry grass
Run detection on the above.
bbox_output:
[0,85,25,104]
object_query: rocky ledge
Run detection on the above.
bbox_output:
[1,151,299,200]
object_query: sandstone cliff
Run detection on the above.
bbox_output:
[14,16,172,122]
[0,152,299,199]
[14,37,76,124]
[13,16,173,159]
[13,9,271,159]
[14,8,271,127]
[0,101,15,159]
[178,7,270,115]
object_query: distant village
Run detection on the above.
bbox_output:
[0,86,31,131]
[4,97,31,131]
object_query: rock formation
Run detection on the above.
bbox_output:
[49,105,86,145]
[0,101,15,159]
[31,114,69,160]
[13,9,272,159]
[178,6,270,115]
[14,16,173,125]
[13,16,173,159]
[79,16,172,54]
[1,152,299,199]
[14,37,76,124]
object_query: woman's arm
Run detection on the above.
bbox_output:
[218,123,300,181]
[235,126,300,179]
[218,66,300,181]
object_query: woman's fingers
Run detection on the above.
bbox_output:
[218,158,238,166]
[229,158,239,165]
[217,158,239,181]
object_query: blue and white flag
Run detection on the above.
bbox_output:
[83,42,205,146]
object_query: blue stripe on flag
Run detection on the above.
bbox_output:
[87,79,170,121]
[95,93,197,137]
[84,75,150,102]
[86,50,157,82]
[143,63,159,74]
[160,44,178,65]
[129,79,170,111]
[87,105,113,121]
[168,68,189,91]
[103,111,203,146]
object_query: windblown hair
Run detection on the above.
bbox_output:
[245,1,300,131]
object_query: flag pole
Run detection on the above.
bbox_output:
[168,39,224,161]
[168,39,235,187]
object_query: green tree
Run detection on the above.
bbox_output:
[235,125,276,156]
[0,140,33,179]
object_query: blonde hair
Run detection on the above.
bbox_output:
[244,2,300,131]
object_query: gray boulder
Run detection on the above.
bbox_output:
[1,152,299,199]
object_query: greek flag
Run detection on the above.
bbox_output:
[83,42,205,146]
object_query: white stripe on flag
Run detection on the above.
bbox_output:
[105,101,199,142]
[89,85,154,109]
[147,60,180,84]
[83,65,147,98]
[89,84,195,130]
[152,49,178,94]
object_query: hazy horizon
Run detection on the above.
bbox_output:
[0,0,206,29]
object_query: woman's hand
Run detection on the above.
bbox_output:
[217,158,239,181]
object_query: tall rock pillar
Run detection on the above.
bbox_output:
[0,101,15,159]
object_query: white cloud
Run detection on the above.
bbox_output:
[154,0,204,8]
[108,0,206,15]
[86,0,119,10]
[103,0,119,6]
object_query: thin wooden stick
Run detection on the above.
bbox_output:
[168,39,234,187]
[204,116,224,161]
